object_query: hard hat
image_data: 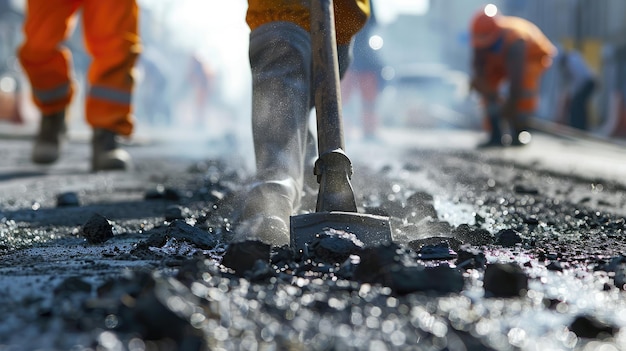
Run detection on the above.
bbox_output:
[470,4,502,49]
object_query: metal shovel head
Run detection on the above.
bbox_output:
[290,211,392,251]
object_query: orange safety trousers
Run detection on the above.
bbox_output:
[18,0,141,136]
[246,0,370,45]
[481,62,547,113]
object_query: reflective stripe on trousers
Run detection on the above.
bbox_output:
[89,86,132,105]
[32,82,71,104]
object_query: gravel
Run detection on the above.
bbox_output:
[0,134,626,350]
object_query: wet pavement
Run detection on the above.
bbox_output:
[1,123,626,350]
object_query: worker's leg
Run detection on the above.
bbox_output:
[82,0,140,170]
[359,70,379,138]
[239,1,364,245]
[570,79,595,130]
[477,85,505,147]
[236,21,312,246]
[512,66,544,146]
[18,0,81,164]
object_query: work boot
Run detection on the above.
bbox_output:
[91,128,132,171]
[235,180,297,246]
[511,130,532,147]
[32,110,67,164]
[478,108,504,148]
[510,113,531,146]
[235,22,314,245]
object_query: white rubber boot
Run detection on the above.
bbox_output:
[236,22,314,246]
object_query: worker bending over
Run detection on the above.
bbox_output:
[470,4,556,147]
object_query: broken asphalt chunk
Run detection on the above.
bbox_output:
[354,243,464,294]
[569,314,617,339]
[144,185,181,201]
[82,213,114,244]
[94,271,205,347]
[307,228,364,264]
[408,236,461,259]
[221,240,271,276]
[56,191,80,207]
[155,220,217,248]
[514,184,539,195]
[494,228,523,247]
[483,263,528,297]
[388,264,464,295]
[455,244,486,269]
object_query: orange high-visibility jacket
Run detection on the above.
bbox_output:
[18,0,141,136]
[246,0,370,45]
[473,16,556,113]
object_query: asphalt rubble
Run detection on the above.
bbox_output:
[1,131,626,350]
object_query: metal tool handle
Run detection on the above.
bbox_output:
[311,0,345,154]
[311,0,357,213]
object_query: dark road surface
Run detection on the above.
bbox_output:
[1,123,626,350]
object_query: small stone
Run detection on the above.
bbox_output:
[82,213,114,244]
[455,244,486,269]
[165,220,218,249]
[546,260,564,272]
[165,205,188,221]
[613,265,626,289]
[409,236,462,254]
[569,315,616,339]
[514,184,539,195]
[389,264,465,295]
[56,192,80,207]
[483,263,528,297]
[353,243,403,284]
[135,220,219,253]
[222,240,271,276]
[308,228,364,264]
[525,215,540,225]
[494,228,523,247]
[145,185,181,201]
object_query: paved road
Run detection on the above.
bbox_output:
[1,121,626,350]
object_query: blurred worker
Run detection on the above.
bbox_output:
[341,0,383,140]
[237,0,370,245]
[469,4,556,147]
[18,0,141,170]
[135,51,171,126]
[0,0,24,124]
[559,49,596,131]
[185,53,215,127]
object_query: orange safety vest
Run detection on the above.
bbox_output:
[474,16,556,113]
[246,0,370,45]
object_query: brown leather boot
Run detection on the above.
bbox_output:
[32,110,67,164]
[91,128,132,171]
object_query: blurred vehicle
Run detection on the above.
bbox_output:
[376,63,482,129]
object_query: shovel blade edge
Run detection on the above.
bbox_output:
[290,211,392,251]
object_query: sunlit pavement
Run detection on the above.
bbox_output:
[348,126,626,187]
[2,121,626,188]
[2,121,626,349]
